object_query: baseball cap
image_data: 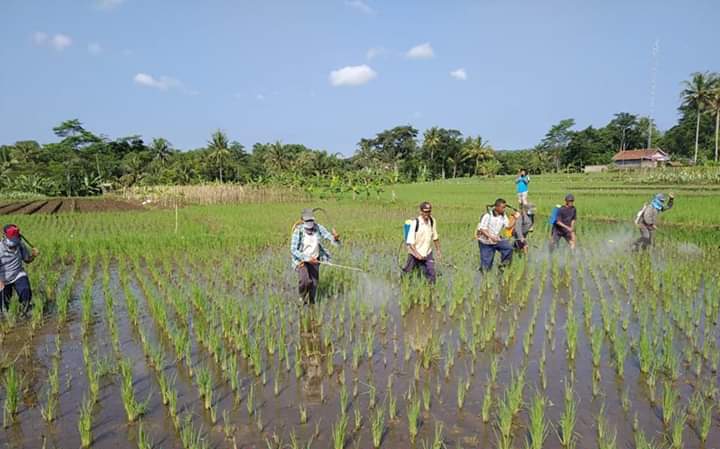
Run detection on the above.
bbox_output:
[301,208,315,222]
[565,193,575,201]
[3,224,20,244]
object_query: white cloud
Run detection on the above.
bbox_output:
[366,47,386,60]
[32,32,48,46]
[256,93,265,101]
[50,34,73,51]
[405,42,434,60]
[33,32,72,51]
[88,43,103,55]
[96,0,125,10]
[450,68,467,80]
[329,64,377,87]
[345,0,374,14]
[133,73,185,91]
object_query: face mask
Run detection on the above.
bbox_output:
[304,221,315,231]
[4,238,18,249]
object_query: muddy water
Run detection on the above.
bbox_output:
[1,224,719,449]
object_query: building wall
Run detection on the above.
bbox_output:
[613,159,659,169]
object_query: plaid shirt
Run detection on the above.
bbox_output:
[290,223,339,268]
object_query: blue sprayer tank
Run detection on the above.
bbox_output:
[403,219,413,241]
[549,205,561,225]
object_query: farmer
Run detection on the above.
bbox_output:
[515,169,530,206]
[476,198,519,271]
[512,203,535,256]
[550,194,577,251]
[290,208,340,304]
[0,224,39,313]
[633,192,674,251]
[403,201,441,283]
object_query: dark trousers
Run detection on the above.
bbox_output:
[479,240,513,271]
[297,263,320,304]
[1,276,32,311]
[402,252,436,284]
[550,226,572,251]
[633,225,655,250]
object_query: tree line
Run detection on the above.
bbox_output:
[2,72,719,197]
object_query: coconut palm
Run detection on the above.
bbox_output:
[462,137,495,176]
[150,138,173,166]
[706,76,720,163]
[207,130,231,182]
[681,72,714,163]
[423,127,442,177]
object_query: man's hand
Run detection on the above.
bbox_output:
[0,280,4,290]
[513,212,521,219]
[31,248,39,258]
[331,228,340,241]
[669,192,675,199]
[308,257,320,265]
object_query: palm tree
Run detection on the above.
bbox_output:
[423,127,442,177]
[207,130,231,182]
[150,138,173,166]
[462,137,494,176]
[265,141,288,173]
[706,76,720,163]
[681,72,713,164]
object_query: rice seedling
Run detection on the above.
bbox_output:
[526,391,548,449]
[596,404,617,449]
[698,402,712,443]
[495,392,514,449]
[299,403,308,424]
[557,382,577,449]
[431,421,445,449]
[331,414,348,449]
[353,407,362,432]
[2,366,20,427]
[407,396,421,444]
[456,377,466,410]
[119,359,149,422]
[481,382,493,423]
[590,326,603,368]
[247,383,255,416]
[137,422,154,449]
[371,407,385,448]
[78,395,93,448]
[423,381,431,411]
[670,410,686,449]
[662,381,676,427]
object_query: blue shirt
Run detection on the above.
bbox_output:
[516,175,529,193]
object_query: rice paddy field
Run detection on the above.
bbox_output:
[1,174,719,449]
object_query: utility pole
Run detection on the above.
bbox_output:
[648,38,660,149]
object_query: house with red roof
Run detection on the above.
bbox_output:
[611,148,670,169]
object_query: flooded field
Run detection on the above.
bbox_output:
[0,202,719,449]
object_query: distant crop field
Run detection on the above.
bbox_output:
[0,176,718,449]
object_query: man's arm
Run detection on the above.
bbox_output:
[318,224,340,246]
[663,194,674,212]
[290,228,307,262]
[21,243,37,263]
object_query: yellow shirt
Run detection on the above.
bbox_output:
[406,216,438,258]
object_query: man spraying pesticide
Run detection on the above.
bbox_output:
[512,203,535,256]
[549,194,577,252]
[0,224,39,314]
[290,208,341,305]
[402,201,441,284]
[476,198,519,272]
[633,192,674,251]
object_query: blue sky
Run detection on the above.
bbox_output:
[1,0,718,155]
